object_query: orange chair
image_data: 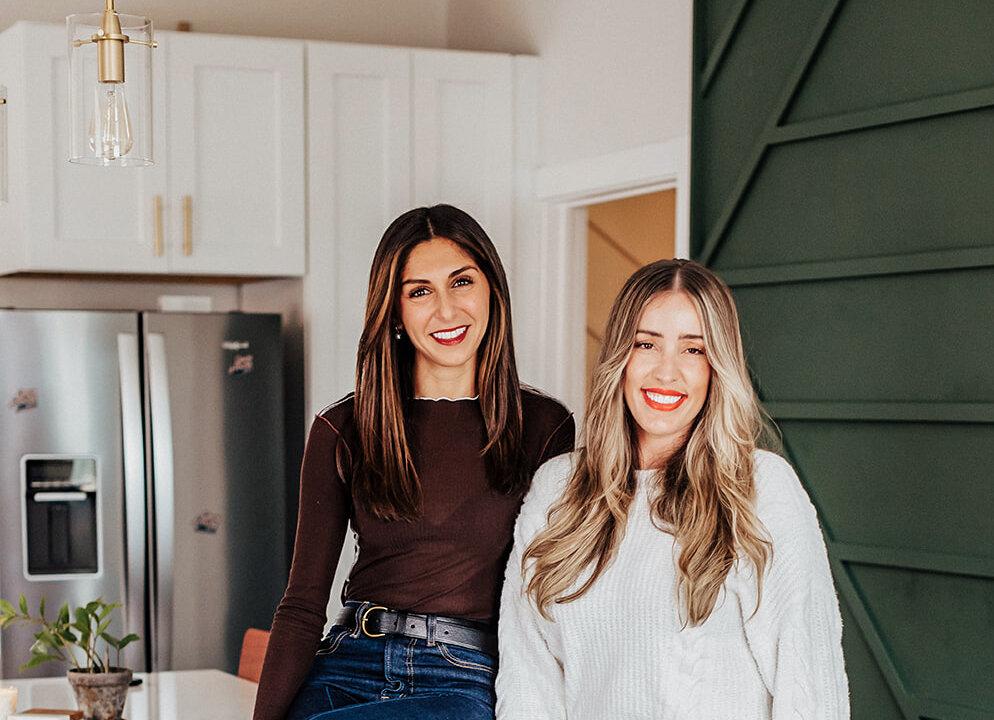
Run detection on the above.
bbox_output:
[237,628,271,683]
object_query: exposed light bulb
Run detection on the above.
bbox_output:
[88,83,133,160]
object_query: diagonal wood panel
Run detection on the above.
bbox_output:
[697,0,844,265]
[780,431,919,718]
[692,1,994,718]
[700,0,753,93]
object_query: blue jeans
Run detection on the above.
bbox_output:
[286,602,496,719]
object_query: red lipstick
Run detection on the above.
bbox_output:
[641,388,687,412]
[429,325,469,346]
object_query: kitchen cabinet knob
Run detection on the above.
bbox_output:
[183,195,193,256]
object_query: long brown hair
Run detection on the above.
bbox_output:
[524,259,774,625]
[349,204,525,520]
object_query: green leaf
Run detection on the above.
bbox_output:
[2,596,132,672]
[20,651,61,671]
[74,607,91,629]
[98,602,119,620]
[37,629,61,649]
[73,614,91,645]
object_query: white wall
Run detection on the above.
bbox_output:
[447,0,693,168]
[0,0,449,46]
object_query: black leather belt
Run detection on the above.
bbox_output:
[334,603,497,656]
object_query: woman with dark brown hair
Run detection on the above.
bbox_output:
[253,205,574,720]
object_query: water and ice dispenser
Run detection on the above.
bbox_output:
[22,456,100,576]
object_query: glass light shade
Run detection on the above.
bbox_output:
[67,12,154,166]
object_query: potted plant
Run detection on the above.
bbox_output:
[0,595,139,720]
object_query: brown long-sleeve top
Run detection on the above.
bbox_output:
[253,389,575,720]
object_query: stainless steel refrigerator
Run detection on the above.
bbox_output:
[0,309,288,679]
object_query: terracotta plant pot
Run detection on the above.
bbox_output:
[67,668,132,720]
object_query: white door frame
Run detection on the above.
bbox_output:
[519,136,690,423]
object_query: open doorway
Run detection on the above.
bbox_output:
[524,136,689,420]
[585,189,677,398]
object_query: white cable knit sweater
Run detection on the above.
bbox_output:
[496,450,849,720]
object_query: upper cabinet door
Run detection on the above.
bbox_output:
[164,32,305,276]
[411,50,514,261]
[20,23,169,274]
[304,42,411,404]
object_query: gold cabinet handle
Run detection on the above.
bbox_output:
[153,195,164,257]
[182,195,193,256]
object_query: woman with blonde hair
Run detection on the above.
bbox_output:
[496,259,848,719]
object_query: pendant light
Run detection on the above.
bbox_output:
[67,0,157,166]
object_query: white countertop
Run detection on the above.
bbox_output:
[2,669,257,720]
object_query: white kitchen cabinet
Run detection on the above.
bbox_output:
[412,49,514,262]
[163,32,304,276]
[0,22,305,277]
[304,42,412,404]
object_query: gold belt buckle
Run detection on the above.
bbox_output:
[360,605,388,638]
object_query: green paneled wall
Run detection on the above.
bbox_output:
[691,2,994,718]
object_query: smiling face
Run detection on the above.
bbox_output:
[622,291,712,467]
[398,237,491,394]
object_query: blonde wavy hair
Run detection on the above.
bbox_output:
[524,259,774,625]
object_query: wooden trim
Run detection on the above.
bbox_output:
[782,437,920,717]
[918,698,994,720]
[535,138,685,204]
[531,140,690,419]
[772,85,994,146]
[529,204,588,418]
[829,557,921,718]
[765,401,994,424]
[698,0,845,266]
[700,0,753,95]
[719,245,994,287]
[835,542,994,580]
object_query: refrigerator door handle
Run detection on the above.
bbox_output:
[146,332,175,671]
[117,333,147,671]
[32,492,88,502]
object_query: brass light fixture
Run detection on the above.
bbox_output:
[67,0,157,166]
